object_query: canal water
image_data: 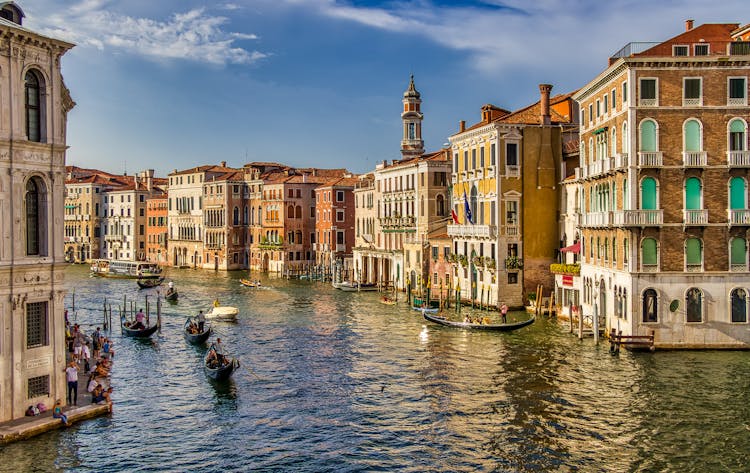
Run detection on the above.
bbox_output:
[1,265,749,472]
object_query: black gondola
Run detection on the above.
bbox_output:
[121,314,159,338]
[164,288,178,302]
[204,346,239,381]
[422,312,535,331]
[137,277,165,289]
[184,318,211,345]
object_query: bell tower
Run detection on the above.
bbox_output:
[400,75,424,160]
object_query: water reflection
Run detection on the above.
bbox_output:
[3,265,749,472]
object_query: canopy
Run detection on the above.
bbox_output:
[560,242,580,254]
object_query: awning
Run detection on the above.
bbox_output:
[560,242,580,254]
[593,126,609,135]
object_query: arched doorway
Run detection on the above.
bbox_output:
[262,253,270,272]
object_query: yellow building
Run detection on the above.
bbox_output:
[449,85,578,307]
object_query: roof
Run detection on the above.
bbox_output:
[169,165,236,176]
[636,23,739,57]
[494,91,577,125]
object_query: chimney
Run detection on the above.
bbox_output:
[539,83,553,125]
[685,19,694,31]
[220,161,226,168]
[459,120,466,132]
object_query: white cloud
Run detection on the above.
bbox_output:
[31,1,266,66]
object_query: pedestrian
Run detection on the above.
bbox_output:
[81,342,91,373]
[52,400,70,426]
[91,327,102,359]
[500,303,508,324]
[72,327,83,362]
[197,310,206,332]
[65,361,79,406]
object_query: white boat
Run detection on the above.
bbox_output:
[205,306,239,321]
[90,259,162,279]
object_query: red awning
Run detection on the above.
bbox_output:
[560,242,580,254]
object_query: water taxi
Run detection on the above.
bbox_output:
[90,259,163,279]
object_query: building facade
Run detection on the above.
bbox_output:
[145,194,168,265]
[315,177,358,273]
[0,2,75,421]
[573,21,750,347]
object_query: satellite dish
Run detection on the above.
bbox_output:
[669,300,679,312]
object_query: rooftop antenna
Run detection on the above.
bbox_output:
[123,160,127,176]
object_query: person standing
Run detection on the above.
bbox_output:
[197,310,206,333]
[65,361,79,406]
[214,338,225,364]
[91,327,102,359]
[500,303,509,324]
[134,308,146,330]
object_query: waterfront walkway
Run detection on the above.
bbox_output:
[0,339,113,444]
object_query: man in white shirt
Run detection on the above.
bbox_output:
[65,361,79,405]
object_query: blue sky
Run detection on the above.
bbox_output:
[24,0,749,176]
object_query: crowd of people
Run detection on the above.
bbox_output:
[63,310,115,417]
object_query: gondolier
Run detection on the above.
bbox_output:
[197,310,206,332]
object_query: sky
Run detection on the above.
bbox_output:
[22,0,750,177]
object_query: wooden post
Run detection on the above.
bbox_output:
[593,309,599,344]
[578,310,584,339]
[569,304,574,333]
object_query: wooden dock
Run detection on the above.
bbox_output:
[609,329,655,353]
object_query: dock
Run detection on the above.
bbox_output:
[609,329,655,353]
[0,403,110,445]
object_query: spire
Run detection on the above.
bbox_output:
[401,75,424,159]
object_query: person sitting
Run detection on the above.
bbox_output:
[87,374,98,393]
[52,400,70,426]
[91,385,106,404]
[102,387,114,412]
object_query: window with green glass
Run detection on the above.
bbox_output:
[686,288,703,323]
[730,237,746,265]
[686,238,702,266]
[640,120,657,151]
[729,119,746,151]
[685,177,701,210]
[684,119,701,151]
[730,177,746,210]
[641,177,657,210]
[731,288,747,323]
[641,238,657,265]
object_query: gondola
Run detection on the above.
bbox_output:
[239,279,261,288]
[422,312,535,331]
[164,288,178,302]
[120,314,159,338]
[137,276,165,289]
[204,347,239,381]
[183,318,211,345]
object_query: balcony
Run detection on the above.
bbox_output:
[685,263,703,273]
[614,153,629,170]
[506,165,520,178]
[612,210,663,226]
[683,209,708,226]
[682,97,702,107]
[682,151,707,167]
[104,234,123,242]
[728,151,750,167]
[638,152,663,167]
[639,98,658,107]
[580,212,612,227]
[731,263,748,272]
[336,244,346,252]
[729,209,750,225]
[641,264,659,272]
[379,216,416,229]
[505,224,519,236]
[447,224,497,239]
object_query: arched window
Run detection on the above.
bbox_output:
[684,119,702,152]
[26,178,40,255]
[287,205,294,218]
[641,177,657,210]
[470,186,478,223]
[730,237,747,271]
[611,128,617,157]
[589,138,594,161]
[640,119,657,152]
[25,70,42,142]
[731,288,747,323]
[643,288,658,322]
[685,177,702,210]
[729,176,747,212]
[580,141,586,166]
[243,206,248,225]
[612,237,617,263]
[233,206,239,225]
[686,237,702,271]
[296,230,302,244]
[729,118,747,151]
[436,194,445,216]
[686,288,703,323]
[622,121,629,154]
[295,206,302,219]
[641,237,658,268]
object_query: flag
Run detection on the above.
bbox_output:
[451,209,460,225]
[463,191,473,224]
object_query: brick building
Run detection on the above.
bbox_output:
[573,20,750,348]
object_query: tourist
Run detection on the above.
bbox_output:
[72,326,83,362]
[91,327,102,359]
[103,387,114,412]
[91,385,106,404]
[65,361,79,406]
[102,338,114,359]
[500,303,508,324]
[52,400,70,426]
[197,310,206,332]
[81,341,91,373]
[87,373,98,393]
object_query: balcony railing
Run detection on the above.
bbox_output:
[728,97,748,106]
[612,210,663,226]
[104,234,123,242]
[379,216,416,228]
[729,209,750,225]
[638,151,663,167]
[580,212,612,227]
[639,98,658,107]
[683,209,708,225]
[505,225,519,236]
[728,151,750,167]
[506,165,520,178]
[682,97,702,107]
[447,224,497,239]
[731,263,748,272]
[682,151,707,167]
[641,264,659,272]
[686,263,703,273]
[614,153,629,169]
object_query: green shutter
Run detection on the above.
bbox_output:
[642,238,657,265]
[731,238,747,265]
[641,177,656,210]
[685,177,701,210]
[684,120,701,151]
[640,121,657,152]
[686,238,702,265]
[730,119,745,133]
[730,177,746,210]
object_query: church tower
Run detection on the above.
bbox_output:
[400,75,424,160]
